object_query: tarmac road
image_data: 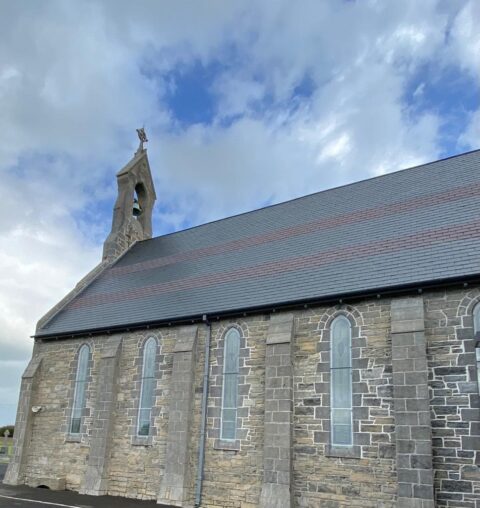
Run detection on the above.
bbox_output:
[0,463,171,508]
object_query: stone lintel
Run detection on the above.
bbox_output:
[80,336,122,496]
[4,355,42,486]
[158,327,198,506]
[266,313,295,345]
[260,312,294,508]
[391,296,434,507]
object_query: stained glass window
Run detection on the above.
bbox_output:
[474,305,480,395]
[137,337,157,436]
[330,316,353,446]
[70,344,90,434]
[221,328,240,440]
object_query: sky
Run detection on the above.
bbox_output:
[0,0,479,425]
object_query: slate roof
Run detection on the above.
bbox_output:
[37,149,480,338]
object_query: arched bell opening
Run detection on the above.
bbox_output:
[133,183,146,219]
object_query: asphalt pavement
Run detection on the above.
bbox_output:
[0,463,172,508]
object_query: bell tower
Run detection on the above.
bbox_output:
[102,129,156,262]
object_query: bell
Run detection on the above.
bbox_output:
[133,198,142,217]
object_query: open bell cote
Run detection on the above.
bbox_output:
[102,133,156,262]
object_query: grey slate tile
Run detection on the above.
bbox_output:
[38,150,480,337]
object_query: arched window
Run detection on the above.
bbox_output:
[474,303,480,334]
[221,328,240,440]
[137,337,157,436]
[474,304,480,394]
[330,316,353,446]
[70,344,90,434]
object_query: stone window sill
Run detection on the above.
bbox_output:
[131,435,153,447]
[214,439,240,451]
[65,434,82,443]
[325,444,361,458]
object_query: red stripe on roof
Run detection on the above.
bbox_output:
[70,218,480,310]
[104,181,480,278]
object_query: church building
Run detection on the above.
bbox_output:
[5,135,480,508]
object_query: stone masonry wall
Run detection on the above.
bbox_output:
[201,317,269,508]
[107,329,174,499]
[17,286,480,507]
[24,338,97,488]
[103,216,144,262]
[424,288,480,508]
[293,300,397,508]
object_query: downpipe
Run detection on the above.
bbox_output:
[194,314,211,507]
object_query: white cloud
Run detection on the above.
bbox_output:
[447,1,480,81]
[460,110,480,150]
[447,0,480,151]
[0,0,478,424]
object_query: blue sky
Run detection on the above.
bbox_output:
[0,0,479,425]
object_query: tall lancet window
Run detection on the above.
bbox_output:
[330,316,353,446]
[137,337,157,436]
[474,304,480,394]
[221,328,240,440]
[70,344,90,434]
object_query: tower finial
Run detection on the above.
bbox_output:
[135,127,148,155]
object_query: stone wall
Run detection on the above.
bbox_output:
[23,338,96,488]
[293,300,397,507]
[201,318,268,508]
[107,329,174,499]
[12,287,480,507]
[424,288,480,508]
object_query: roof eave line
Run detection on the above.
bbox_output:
[34,273,479,341]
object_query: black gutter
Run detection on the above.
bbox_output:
[35,274,479,340]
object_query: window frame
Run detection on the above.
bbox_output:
[220,327,241,442]
[319,310,363,459]
[473,304,480,395]
[474,303,480,333]
[136,336,158,437]
[329,315,353,447]
[69,343,91,437]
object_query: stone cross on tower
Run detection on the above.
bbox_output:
[135,127,148,155]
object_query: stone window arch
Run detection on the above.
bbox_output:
[70,343,91,434]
